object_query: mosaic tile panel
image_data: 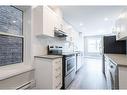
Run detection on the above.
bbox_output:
[0,6,23,35]
[0,35,23,66]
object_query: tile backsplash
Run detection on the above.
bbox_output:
[34,35,72,56]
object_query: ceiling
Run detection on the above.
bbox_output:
[60,6,127,36]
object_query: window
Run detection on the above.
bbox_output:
[87,38,101,53]
[85,37,102,55]
[0,6,23,66]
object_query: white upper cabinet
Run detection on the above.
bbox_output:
[33,6,43,36]
[43,6,56,37]
[62,20,75,42]
[115,11,127,40]
[33,6,78,42]
[62,20,68,33]
[33,6,62,37]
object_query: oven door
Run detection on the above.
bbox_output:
[65,56,76,76]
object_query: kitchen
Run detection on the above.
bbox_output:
[0,5,127,90]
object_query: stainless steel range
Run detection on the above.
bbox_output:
[48,45,76,89]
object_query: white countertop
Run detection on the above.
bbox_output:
[35,55,63,59]
[0,64,34,80]
[105,54,127,66]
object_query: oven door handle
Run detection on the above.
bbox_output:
[66,56,75,60]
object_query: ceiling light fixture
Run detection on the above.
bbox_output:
[104,17,109,21]
[68,25,72,29]
[79,23,83,26]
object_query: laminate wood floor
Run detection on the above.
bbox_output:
[67,58,107,89]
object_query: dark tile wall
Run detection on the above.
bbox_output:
[0,35,23,66]
[0,6,23,35]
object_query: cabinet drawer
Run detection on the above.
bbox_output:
[53,73,62,89]
[53,58,62,64]
[56,80,62,89]
[53,66,61,75]
[53,58,62,68]
[53,66,62,84]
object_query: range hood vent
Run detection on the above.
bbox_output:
[54,29,67,37]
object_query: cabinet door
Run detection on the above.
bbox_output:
[35,58,53,89]
[33,6,43,36]
[65,29,73,42]
[119,67,127,89]
[77,54,82,71]
[43,7,55,37]
[61,20,66,32]
[116,18,127,40]
[53,15,60,30]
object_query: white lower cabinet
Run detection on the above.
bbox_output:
[119,67,127,89]
[34,57,62,89]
